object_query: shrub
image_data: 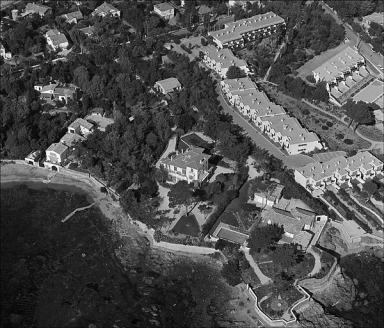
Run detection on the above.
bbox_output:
[322,125,329,130]
[326,121,333,127]
[343,139,354,145]
[335,133,344,140]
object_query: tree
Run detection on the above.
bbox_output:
[248,224,284,253]
[168,181,194,213]
[342,100,376,130]
[312,81,329,103]
[269,243,304,271]
[363,180,379,195]
[221,259,242,286]
[226,65,246,79]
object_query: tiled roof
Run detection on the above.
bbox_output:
[62,10,83,22]
[209,12,285,44]
[260,114,320,144]
[46,29,68,47]
[216,226,249,244]
[203,45,247,68]
[222,77,257,92]
[154,2,174,12]
[25,3,51,16]
[93,2,119,15]
[155,77,181,93]
[46,142,68,155]
[363,12,384,26]
[40,83,58,93]
[298,151,383,181]
[60,133,85,147]
[160,147,210,171]
[69,118,94,131]
[313,47,364,83]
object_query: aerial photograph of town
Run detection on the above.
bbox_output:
[0,0,383,327]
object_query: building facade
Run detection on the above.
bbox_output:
[208,12,285,49]
[294,151,384,196]
[154,3,175,20]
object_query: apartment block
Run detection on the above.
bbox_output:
[201,45,249,78]
[259,115,323,155]
[208,12,285,49]
[159,147,210,184]
[294,151,384,196]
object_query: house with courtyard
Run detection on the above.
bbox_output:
[208,12,285,49]
[154,3,175,20]
[201,45,249,78]
[45,29,69,51]
[294,151,384,196]
[154,77,182,95]
[92,2,121,18]
[159,147,210,184]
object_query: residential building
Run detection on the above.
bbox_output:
[60,133,85,147]
[92,2,121,18]
[201,45,249,78]
[85,113,114,132]
[251,183,284,208]
[79,25,95,37]
[25,150,41,166]
[312,47,369,106]
[45,142,69,164]
[154,77,182,94]
[61,10,83,24]
[45,29,69,51]
[208,12,285,49]
[36,83,78,103]
[362,12,384,29]
[23,3,52,17]
[39,83,58,101]
[0,42,12,60]
[228,0,260,9]
[220,77,257,95]
[159,147,210,184]
[154,3,175,20]
[294,151,384,196]
[258,115,323,155]
[54,86,77,103]
[68,118,94,137]
[210,222,249,245]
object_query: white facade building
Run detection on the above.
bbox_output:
[154,3,175,20]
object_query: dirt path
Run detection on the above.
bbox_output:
[61,202,96,223]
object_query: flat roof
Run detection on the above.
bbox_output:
[352,79,384,104]
[313,47,364,83]
[216,227,248,244]
[203,45,247,68]
[298,151,383,181]
[209,12,285,44]
[260,114,320,144]
[160,147,210,171]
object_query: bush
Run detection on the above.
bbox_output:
[326,121,333,127]
[343,139,354,145]
[335,133,344,140]
[322,125,329,130]
[306,74,316,83]
[100,186,108,194]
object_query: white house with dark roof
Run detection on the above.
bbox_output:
[61,10,83,24]
[201,45,249,78]
[154,3,175,20]
[208,12,285,49]
[294,151,384,196]
[154,77,182,94]
[45,29,68,51]
[159,147,210,184]
[92,2,120,18]
[68,118,94,137]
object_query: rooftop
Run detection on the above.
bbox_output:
[40,83,58,93]
[260,114,320,144]
[79,26,95,36]
[298,151,384,181]
[154,2,174,12]
[232,89,286,117]
[85,114,114,131]
[216,225,249,244]
[46,142,68,155]
[46,29,68,47]
[69,118,94,131]
[221,77,257,92]
[61,10,83,22]
[203,45,247,68]
[25,3,51,16]
[352,79,384,104]
[93,2,119,15]
[155,77,181,93]
[313,47,364,83]
[160,147,210,171]
[363,12,384,26]
[209,12,285,44]
[60,133,85,147]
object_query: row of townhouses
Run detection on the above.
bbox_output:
[312,46,371,106]
[208,12,285,49]
[201,45,249,78]
[294,151,384,196]
[220,78,323,155]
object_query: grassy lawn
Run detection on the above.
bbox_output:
[356,125,384,142]
[172,214,200,237]
[261,85,371,152]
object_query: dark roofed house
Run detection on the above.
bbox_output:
[61,10,83,24]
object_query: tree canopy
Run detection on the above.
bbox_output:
[248,224,284,253]
[226,66,246,79]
